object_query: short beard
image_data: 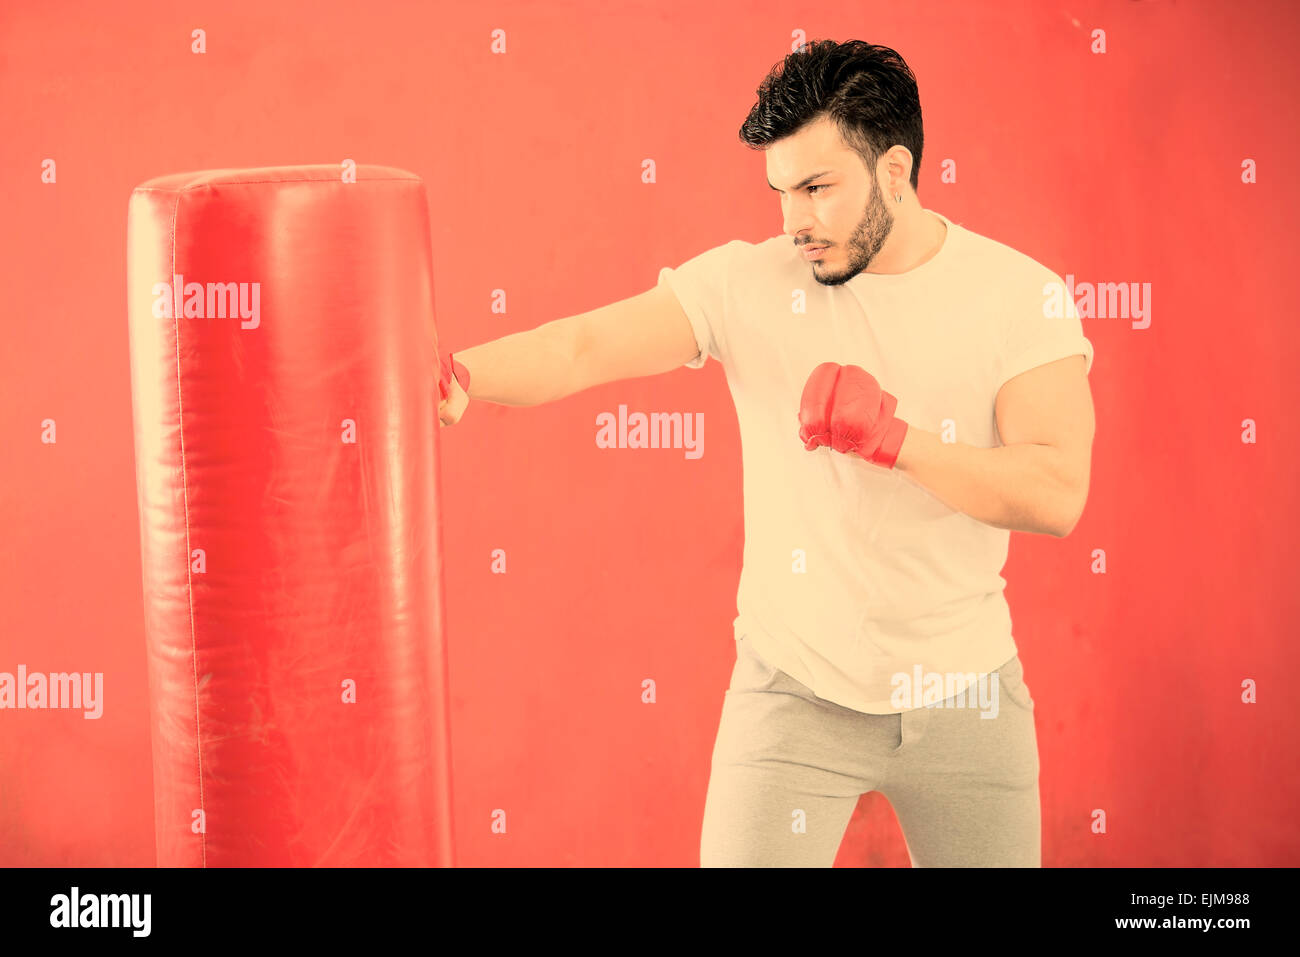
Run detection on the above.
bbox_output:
[810,176,896,286]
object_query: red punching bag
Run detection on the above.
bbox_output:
[125,165,454,866]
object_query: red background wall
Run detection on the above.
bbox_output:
[2,0,1297,866]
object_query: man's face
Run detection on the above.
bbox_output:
[766,116,896,286]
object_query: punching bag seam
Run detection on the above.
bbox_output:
[168,192,208,869]
[133,176,420,195]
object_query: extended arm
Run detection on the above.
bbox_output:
[448,284,700,409]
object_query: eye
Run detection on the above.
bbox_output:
[807,184,827,194]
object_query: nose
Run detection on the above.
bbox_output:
[781,196,815,242]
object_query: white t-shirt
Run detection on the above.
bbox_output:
[657,210,1094,714]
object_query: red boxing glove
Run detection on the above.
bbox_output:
[437,350,470,403]
[797,361,909,468]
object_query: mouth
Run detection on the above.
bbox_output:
[802,245,828,261]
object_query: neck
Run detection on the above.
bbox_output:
[866,203,946,275]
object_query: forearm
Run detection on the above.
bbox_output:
[455,318,580,408]
[892,427,1081,536]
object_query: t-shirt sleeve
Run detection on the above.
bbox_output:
[994,268,1095,391]
[656,240,739,369]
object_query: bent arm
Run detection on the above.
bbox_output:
[893,355,1094,537]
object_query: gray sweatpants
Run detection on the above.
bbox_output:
[700,635,1041,867]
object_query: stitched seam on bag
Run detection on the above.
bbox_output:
[168,193,207,868]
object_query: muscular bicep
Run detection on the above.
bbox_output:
[995,354,1095,511]
[571,284,704,393]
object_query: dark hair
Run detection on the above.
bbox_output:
[738,40,924,192]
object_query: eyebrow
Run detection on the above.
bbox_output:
[768,170,834,192]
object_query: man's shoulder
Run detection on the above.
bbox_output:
[951,219,1063,284]
[722,234,803,275]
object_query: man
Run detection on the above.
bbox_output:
[438,39,1094,867]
